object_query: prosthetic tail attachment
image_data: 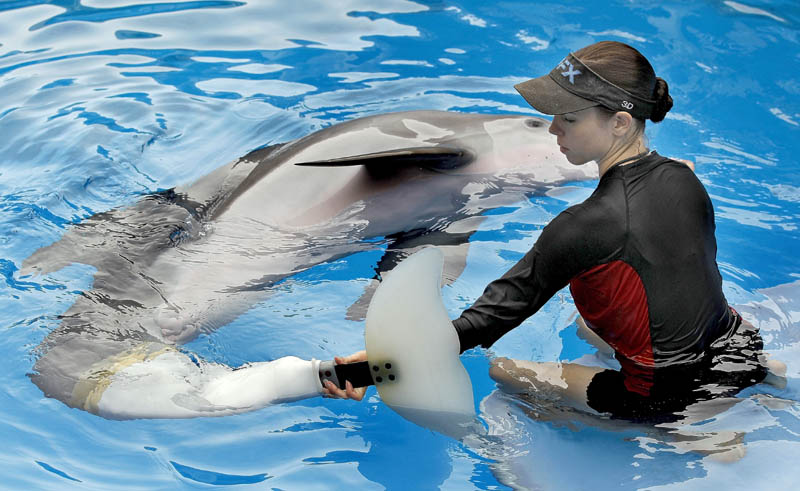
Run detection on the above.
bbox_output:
[320,247,476,438]
[318,360,375,390]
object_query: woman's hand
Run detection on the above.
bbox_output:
[321,350,368,401]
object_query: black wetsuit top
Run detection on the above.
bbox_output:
[453,152,739,396]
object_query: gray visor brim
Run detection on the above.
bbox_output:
[514,74,599,115]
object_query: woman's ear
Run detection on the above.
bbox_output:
[611,111,634,136]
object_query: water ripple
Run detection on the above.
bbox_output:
[35,461,82,483]
[170,460,270,485]
[1,1,799,489]
[29,1,246,31]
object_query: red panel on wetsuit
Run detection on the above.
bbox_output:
[569,261,655,396]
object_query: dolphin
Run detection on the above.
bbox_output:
[21,110,597,418]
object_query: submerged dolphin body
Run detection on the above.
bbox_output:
[22,110,597,418]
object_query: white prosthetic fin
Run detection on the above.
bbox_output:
[364,247,477,438]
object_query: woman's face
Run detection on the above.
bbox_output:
[548,107,615,166]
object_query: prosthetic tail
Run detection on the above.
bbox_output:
[81,248,476,436]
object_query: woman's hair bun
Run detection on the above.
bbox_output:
[650,77,673,123]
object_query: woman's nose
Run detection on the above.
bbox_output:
[548,119,561,136]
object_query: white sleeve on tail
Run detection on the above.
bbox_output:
[91,351,322,419]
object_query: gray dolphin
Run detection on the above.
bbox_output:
[22,110,597,418]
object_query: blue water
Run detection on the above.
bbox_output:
[2,1,799,489]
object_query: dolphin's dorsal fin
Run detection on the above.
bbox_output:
[294,146,473,170]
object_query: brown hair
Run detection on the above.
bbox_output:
[574,41,673,123]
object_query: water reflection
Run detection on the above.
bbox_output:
[1,0,799,489]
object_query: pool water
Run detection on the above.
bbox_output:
[2,0,799,489]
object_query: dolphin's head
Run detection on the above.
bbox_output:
[283,111,585,178]
[430,112,597,182]
[223,110,597,227]
[351,111,597,184]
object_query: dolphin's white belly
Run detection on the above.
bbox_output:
[146,213,353,341]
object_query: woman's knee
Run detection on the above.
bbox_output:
[489,357,528,393]
[490,358,570,392]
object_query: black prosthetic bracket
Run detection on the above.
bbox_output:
[319,360,398,390]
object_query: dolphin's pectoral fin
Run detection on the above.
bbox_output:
[21,190,203,277]
[20,234,80,277]
[294,146,474,171]
[345,228,473,321]
[21,145,271,277]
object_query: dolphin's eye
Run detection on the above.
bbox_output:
[524,118,543,128]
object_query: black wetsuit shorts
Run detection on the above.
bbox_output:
[585,312,768,424]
